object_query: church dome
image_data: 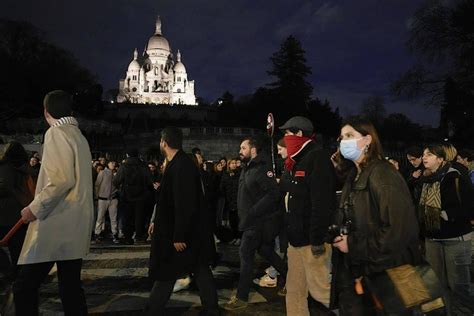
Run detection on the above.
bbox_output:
[128,60,140,71]
[173,50,186,73]
[147,16,170,53]
[147,35,170,52]
[128,49,140,71]
[174,62,186,73]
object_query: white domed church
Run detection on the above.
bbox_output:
[117,16,197,105]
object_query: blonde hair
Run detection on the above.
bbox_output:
[226,159,238,172]
[442,144,458,162]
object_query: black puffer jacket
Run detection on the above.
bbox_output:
[237,154,279,231]
[279,142,337,247]
[338,160,422,277]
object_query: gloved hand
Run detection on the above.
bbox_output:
[311,244,326,258]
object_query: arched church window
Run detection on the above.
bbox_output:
[177,77,181,82]
[127,78,130,87]
[133,75,137,80]
[177,89,181,93]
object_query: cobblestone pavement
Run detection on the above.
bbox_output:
[2,239,474,315]
[38,242,288,315]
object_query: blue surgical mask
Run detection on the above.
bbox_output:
[340,138,363,161]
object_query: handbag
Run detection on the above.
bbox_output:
[363,263,446,314]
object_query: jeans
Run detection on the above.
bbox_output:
[236,229,287,301]
[13,259,87,316]
[425,237,472,315]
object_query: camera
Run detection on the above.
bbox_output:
[326,201,352,243]
[327,221,351,243]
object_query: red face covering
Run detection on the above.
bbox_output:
[283,135,313,171]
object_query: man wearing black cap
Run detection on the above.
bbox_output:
[14,90,94,315]
[278,116,336,315]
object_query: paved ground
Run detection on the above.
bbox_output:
[2,240,474,315]
[38,242,288,315]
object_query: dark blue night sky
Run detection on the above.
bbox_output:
[2,0,439,126]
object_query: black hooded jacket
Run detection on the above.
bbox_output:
[113,157,153,202]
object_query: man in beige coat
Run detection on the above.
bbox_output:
[13,90,94,315]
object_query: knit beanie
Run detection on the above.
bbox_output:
[43,90,73,119]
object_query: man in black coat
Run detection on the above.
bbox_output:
[223,136,287,311]
[147,127,218,316]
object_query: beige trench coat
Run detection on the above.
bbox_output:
[18,122,94,264]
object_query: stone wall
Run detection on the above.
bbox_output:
[1,127,263,161]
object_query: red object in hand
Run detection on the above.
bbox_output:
[0,219,24,247]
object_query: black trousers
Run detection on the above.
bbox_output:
[13,259,87,316]
[122,198,146,241]
[147,263,219,316]
[237,229,288,301]
[229,210,242,239]
[0,224,27,278]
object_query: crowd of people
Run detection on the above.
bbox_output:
[0,90,473,315]
[88,149,243,249]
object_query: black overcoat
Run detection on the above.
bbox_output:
[148,150,215,281]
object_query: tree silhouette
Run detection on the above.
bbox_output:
[391,0,474,144]
[266,35,313,122]
[307,98,342,139]
[0,19,99,121]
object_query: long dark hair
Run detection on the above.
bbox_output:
[334,118,384,182]
[343,118,383,167]
[0,141,28,167]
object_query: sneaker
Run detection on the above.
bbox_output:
[277,286,287,296]
[253,274,277,288]
[265,266,280,276]
[173,276,191,292]
[223,296,248,311]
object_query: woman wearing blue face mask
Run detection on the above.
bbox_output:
[330,118,423,315]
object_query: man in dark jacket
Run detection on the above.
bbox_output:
[147,127,218,316]
[113,149,152,244]
[278,116,336,314]
[223,136,287,311]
